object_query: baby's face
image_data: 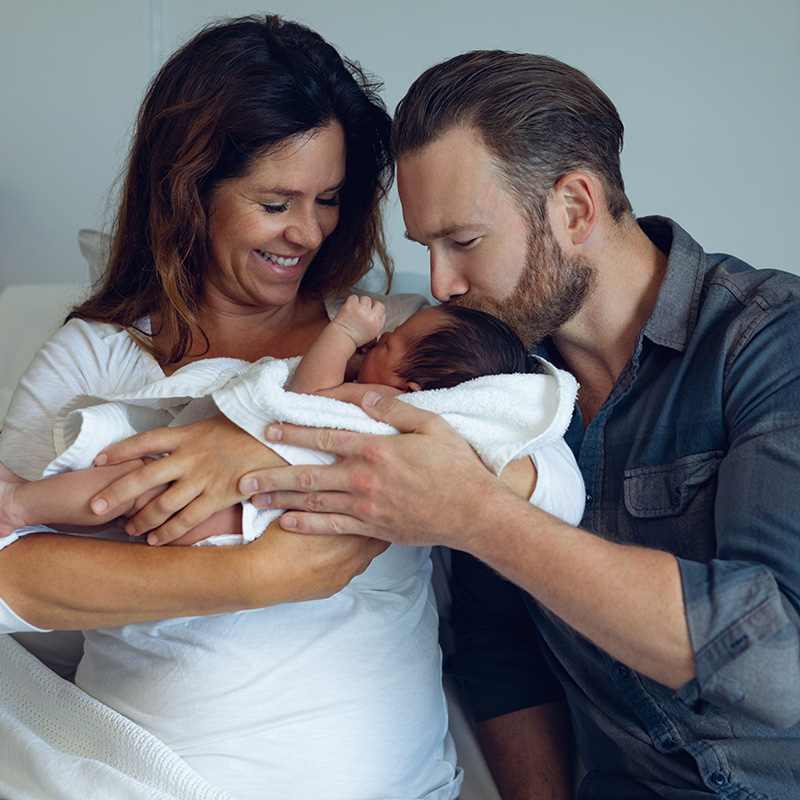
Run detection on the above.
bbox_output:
[357,306,443,390]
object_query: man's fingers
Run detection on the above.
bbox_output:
[264,422,363,456]
[249,488,358,516]
[262,394,445,456]
[240,461,351,497]
[279,510,378,539]
[359,391,444,434]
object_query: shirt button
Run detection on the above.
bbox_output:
[585,493,593,505]
[663,738,677,750]
[671,488,682,506]
[710,772,726,787]
[615,664,629,678]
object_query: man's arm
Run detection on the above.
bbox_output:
[478,705,574,800]
[240,394,696,691]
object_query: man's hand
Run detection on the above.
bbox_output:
[238,392,518,551]
[92,414,281,545]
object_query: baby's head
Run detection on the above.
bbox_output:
[358,304,541,392]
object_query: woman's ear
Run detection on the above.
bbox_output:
[549,172,600,246]
[406,381,422,393]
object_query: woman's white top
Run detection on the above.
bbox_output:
[0,292,466,800]
[0,290,584,800]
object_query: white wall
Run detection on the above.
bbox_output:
[1,0,798,290]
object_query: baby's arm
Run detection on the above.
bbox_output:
[0,457,242,545]
[0,459,161,537]
[499,456,538,500]
[289,295,385,394]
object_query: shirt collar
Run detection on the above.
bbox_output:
[638,216,707,353]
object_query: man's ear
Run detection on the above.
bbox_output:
[549,172,600,246]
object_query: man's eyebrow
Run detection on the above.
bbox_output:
[404,223,480,244]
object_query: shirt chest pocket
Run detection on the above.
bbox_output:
[623,451,724,557]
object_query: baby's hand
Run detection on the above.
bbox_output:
[331,295,386,348]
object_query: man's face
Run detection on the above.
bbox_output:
[397,126,593,347]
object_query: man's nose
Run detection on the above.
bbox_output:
[429,252,469,302]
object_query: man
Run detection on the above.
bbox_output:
[92,52,800,798]
[241,52,800,798]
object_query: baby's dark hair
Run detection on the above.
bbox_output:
[399,305,542,390]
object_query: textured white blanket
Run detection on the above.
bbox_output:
[0,630,458,800]
[0,633,237,800]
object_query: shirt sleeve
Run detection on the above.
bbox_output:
[0,596,51,634]
[446,549,563,722]
[677,294,800,729]
[0,320,138,629]
[530,438,586,526]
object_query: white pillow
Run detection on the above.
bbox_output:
[78,229,111,283]
[0,284,89,422]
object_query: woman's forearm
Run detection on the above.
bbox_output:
[0,533,251,629]
[0,522,386,631]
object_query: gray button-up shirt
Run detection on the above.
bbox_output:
[448,216,800,799]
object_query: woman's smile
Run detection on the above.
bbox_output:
[206,123,346,310]
[256,250,301,268]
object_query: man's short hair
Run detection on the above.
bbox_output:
[392,50,632,222]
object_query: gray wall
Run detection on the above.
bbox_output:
[2,0,798,290]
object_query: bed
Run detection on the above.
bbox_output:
[0,230,501,800]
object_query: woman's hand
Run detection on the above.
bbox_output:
[92,414,283,545]
[241,522,390,606]
[0,461,27,537]
[238,392,515,552]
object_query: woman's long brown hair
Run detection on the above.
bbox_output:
[70,15,394,365]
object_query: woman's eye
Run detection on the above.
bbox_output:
[317,194,340,208]
[262,203,289,214]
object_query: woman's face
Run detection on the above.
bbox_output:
[205,123,346,312]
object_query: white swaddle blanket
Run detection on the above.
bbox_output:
[41,354,579,545]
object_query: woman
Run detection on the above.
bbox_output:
[0,16,460,799]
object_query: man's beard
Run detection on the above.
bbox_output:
[449,220,595,349]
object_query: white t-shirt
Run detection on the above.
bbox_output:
[0,292,465,800]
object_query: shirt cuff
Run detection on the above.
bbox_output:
[678,557,800,727]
